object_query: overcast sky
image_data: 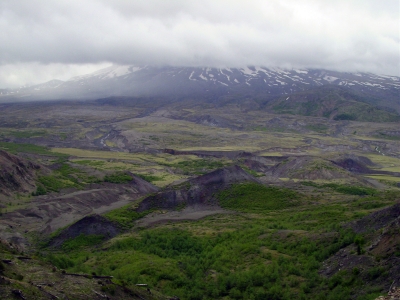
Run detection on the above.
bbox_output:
[0,0,399,88]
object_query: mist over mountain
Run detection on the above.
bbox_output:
[1,65,399,113]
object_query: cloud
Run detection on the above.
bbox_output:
[0,0,398,87]
[0,62,111,88]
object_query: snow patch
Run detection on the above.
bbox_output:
[276,79,286,85]
[103,65,133,78]
[294,69,308,74]
[199,73,208,81]
[240,67,257,76]
[189,71,197,81]
[323,75,339,83]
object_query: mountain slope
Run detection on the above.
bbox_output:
[267,85,400,122]
[1,65,399,113]
[0,150,44,199]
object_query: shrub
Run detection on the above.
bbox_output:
[104,172,132,183]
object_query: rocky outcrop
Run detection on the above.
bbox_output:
[331,155,375,174]
[375,287,400,300]
[346,202,400,234]
[48,214,121,248]
[0,150,43,197]
[320,202,400,296]
[137,165,259,212]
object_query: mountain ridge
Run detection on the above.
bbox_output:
[1,65,398,112]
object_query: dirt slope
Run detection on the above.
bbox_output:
[266,156,354,181]
[320,202,400,296]
[137,165,259,212]
[48,214,122,248]
[0,175,159,250]
[0,150,45,199]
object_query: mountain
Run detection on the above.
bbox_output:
[1,65,399,111]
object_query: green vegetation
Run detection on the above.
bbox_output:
[42,205,372,300]
[74,159,106,167]
[41,175,400,299]
[62,234,105,252]
[301,181,377,196]
[241,166,264,177]
[0,141,67,157]
[217,182,301,212]
[135,173,164,183]
[37,175,77,192]
[104,203,149,228]
[33,162,102,195]
[104,172,132,183]
[305,124,329,133]
[32,185,47,196]
[8,130,47,138]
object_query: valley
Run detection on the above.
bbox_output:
[0,81,399,299]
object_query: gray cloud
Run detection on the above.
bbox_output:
[0,0,399,88]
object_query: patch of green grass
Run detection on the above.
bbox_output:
[59,132,68,140]
[62,234,105,252]
[241,165,264,177]
[0,141,67,157]
[104,172,132,183]
[37,175,77,192]
[217,182,301,212]
[73,160,106,167]
[104,204,149,228]
[305,124,329,133]
[33,162,100,195]
[135,174,164,183]
[32,185,47,196]
[8,130,47,138]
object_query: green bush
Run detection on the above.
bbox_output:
[104,172,132,183]
[104,204,149,228]
[32,185,47,196]
[135,173,163,182]
[62,234,104,251]
[38,176,68,192]
[217,182,301,212]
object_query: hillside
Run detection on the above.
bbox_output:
[137,165,259,212]
[268,86,399,122]
[1,66,399,114]
[0,150,45,200]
